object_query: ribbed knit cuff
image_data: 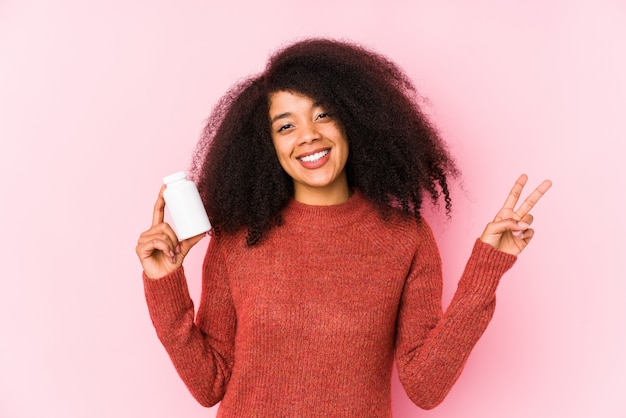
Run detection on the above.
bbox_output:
[458,239,517,297]
[143,267,193,319]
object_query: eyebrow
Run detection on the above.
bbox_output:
[270,112,291,124]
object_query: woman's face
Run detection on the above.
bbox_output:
[269,91,350,205]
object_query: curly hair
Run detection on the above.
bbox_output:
[190,38,459,245]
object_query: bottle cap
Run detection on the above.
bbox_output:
[163,171,187,185]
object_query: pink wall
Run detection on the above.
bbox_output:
[1,1,625,417]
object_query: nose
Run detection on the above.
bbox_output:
[298,121,321,145]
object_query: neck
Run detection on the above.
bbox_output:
[293,180,351,206]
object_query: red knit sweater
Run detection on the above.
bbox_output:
[143,191,516,416]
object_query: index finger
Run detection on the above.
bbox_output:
[514,179,552,219]
[500,174,529,213]
[152,184,167,227]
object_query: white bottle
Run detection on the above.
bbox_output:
[162,171,211,240]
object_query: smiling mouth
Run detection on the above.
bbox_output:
[298,149,329,163]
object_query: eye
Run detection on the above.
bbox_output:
[277,123,293,133]
[316,112,331,121]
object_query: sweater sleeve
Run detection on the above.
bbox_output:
[143,235,236,407]
[395,221,517,410]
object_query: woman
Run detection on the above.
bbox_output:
[136,39,551,416]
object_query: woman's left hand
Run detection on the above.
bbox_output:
[480,174,552,256]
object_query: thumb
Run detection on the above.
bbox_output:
[481,219,530,246]
[178,232,207,257]
[486,218,529,235]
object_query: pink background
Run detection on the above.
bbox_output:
[1,1,625,417]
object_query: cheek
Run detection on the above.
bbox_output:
[333,132,349,159]
[270,136,283,156]
[271,140,292,170]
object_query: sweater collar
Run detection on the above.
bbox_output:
[281,189,370,228]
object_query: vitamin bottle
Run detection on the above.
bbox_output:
[162,171,211,240]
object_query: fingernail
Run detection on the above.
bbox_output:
[175,244,181,254]
[169,250,175,257]
[172,255,177,264]
[513,230,524,239]
[518,221,530,228]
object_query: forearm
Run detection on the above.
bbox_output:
[396,239,516,409]
[143,268,231,407]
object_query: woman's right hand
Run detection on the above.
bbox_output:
[135,185,206,279]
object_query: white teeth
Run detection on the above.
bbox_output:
[299,150,329,163]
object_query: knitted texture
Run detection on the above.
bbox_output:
[143,191,516,417]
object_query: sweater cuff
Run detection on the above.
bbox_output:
[143,267,193,319]
[459,239,518,296]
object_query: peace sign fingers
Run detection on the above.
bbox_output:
[513,177,552,220]
[498,174,552,221]
[483,174,552,256]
